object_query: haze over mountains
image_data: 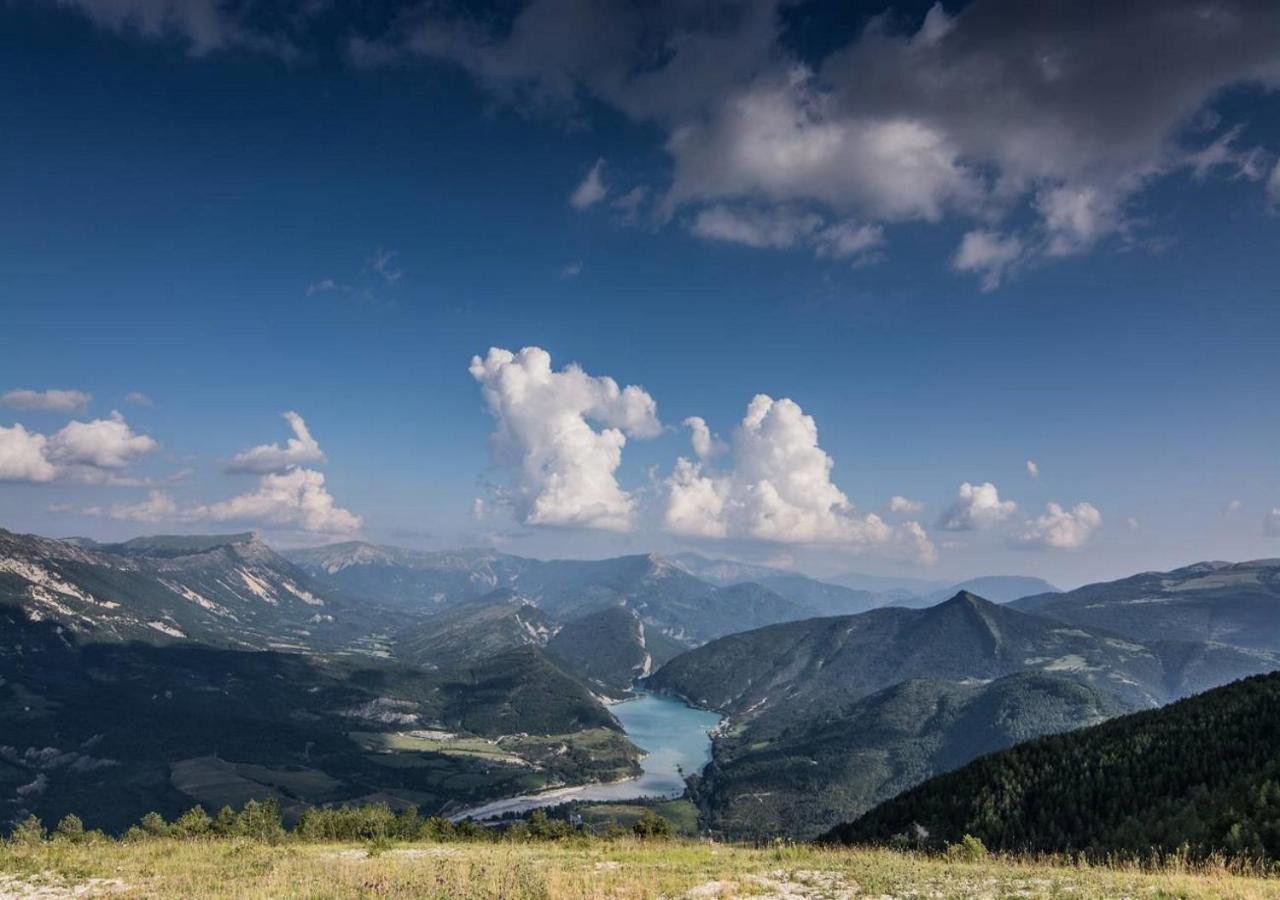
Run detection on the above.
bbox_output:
[2,525,1278,843]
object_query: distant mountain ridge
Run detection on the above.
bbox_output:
[1011,558,1280,653]
[0,527,398,651]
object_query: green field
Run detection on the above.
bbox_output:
[2,837,1278,898]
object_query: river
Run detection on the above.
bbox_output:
[451,692,722,821]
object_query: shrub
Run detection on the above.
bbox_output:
[212,806,237,836]
[234,799,285,843]
[9,815,46,845]
[138,811,171,838]
[173,806,212,838]
[632,810,672,839]
[53,814,86,843]
[945,834,989,863]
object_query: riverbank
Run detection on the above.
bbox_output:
[4,837,1277,898]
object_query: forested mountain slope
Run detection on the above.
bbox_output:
[828,672,1280,860]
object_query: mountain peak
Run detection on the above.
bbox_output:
[938,589,995,609]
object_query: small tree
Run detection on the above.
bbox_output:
[53,814,86,843]
[173,806,212,838]
[9,815,46,845]
[212,806,237,836]
[632,810,672,839]
[235,799,284,843]
[139,811,171,838]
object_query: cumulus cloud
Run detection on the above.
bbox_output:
[569,158,608,209]
[47,411,158,470]
[1225,498,1243,515]
[0,424,59,482]
[191,467,362,535]
[0,412,159,483]
[469,346,661,531]
[365,0,1280,287]
[560,260,583,279]
[938,482,1017,531]
[1025,459,1039,478]
[953,230,1024,291]
[682,416,726,462]
[887,495,924,515]
[2,389,91,414]
[124,391,154,407]
[1014,501,1102,549]
[227,412,326,474]
[664,394,935,563]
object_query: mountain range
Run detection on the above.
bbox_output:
[648,590,1280,838]
[3,527,1279,844]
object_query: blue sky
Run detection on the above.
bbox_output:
[2,0,1279,587]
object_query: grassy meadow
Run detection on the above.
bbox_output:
[3,837,1279,898]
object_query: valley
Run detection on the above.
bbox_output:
[3,526,1279,855]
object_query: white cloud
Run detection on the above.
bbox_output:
[46,412,158,470]
[0,424,58,483]
[813,221,885,262]
[227,412,326,474]
[953,230,1024,291]
[1126,516,1140,530]
[2,389,92,414]
[377,0,1280,288]
[1025,459,1039,478]
[192,468,362,535]
[569,158,608,209]
[938,481,1017,531]
[682,416,725,462]
[469,346,661,532]
[1225,498,1243,515]
[560,260,583,279]
[369,248,403,285]
[664,394,936,563]
[611,185,649,223]
[1264,507,1280,538]
[85,490,181,523]
[691,204,884,263]
[691,205,821,250]
[124,391,154,407]
[41,0,293,56]
[1014,501,1102,549]
[887,495,924,514]
[1268,161,1280,211]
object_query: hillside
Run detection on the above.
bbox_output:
[0,528,398,651]
[829,672,1280,860]
[0,610,635,832]
[650,592,1274,719]
[650,591,1280,839]
[689,672,1127,840]
[1011,559,1280,653]
[394,589,556,668]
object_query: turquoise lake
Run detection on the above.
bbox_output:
[453,692,723,821]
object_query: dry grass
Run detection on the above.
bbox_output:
[1,839,1278,899]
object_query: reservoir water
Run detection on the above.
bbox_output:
[452,692,722,821]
